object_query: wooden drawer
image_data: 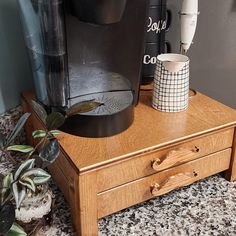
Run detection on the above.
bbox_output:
[48,161,70,202]
[48,149,80,203]
[97,148,231,218]
[97,129,234,192]
[54,149,77,182]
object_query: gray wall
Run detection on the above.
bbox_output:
[166,0,236,109]
[0,0,33,114]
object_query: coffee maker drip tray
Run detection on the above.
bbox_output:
[70,91,133,116]
[61,91,134,138]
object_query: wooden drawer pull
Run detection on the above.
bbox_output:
[151,171,198,196]
[152,146,200,171]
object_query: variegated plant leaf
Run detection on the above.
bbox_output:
[6,113,30,146]
[20,168,51,185]
[32,130,47,138]
[66,99,103,116]
[19,176,36,192]
[0,202,15,235]
[47,130,61,139]
[46,112,65,130]
[49,130,61,136]
[39,139,60,168]
[0,173,13,204]
[14,159,35,180]
[31,100,47,124]
[7,145,34,153]
[33,176,51,185]
[12,182,26,209]
[5,222,27,236]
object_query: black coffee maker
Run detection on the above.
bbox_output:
[18,0,148,137]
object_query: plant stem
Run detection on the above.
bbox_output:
[26,136,47,160]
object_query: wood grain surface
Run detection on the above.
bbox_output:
[97,149,231,218]
[21,91,236,172]
[21,90,236,236]
[226,130,236,181]
[96,128,234,192]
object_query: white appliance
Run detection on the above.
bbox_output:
[180,0,199,54]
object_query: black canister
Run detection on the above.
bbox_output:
[142,0,171,84]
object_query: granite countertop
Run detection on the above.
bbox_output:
[1,108,236,236]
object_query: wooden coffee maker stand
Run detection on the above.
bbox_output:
[22,89,236,236]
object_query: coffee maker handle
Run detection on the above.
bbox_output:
[165,9,172,32]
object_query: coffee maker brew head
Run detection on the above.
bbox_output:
[70,0,127,24]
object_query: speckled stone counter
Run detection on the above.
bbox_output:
[1,108,236,236]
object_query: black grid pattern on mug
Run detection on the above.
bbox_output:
[153,62,189,112]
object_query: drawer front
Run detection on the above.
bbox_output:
[48,149,79,203]
[97,129,234,192]
[48,161,70,202]
[54,149,76,181]
[97,149,231,218]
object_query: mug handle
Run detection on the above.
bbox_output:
[165,41,171,53]
[165,9,172,32]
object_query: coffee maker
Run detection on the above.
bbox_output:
[18,0,148,137]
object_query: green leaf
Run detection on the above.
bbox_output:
[32,130,47,138]
[7,145,34,153]
[47,130,61,139]
[46,112,65,130]
[5,222,27,236]
[0,173,13,204]
[66,99,103,116]
[12,183,26,209]
[0,190,12,206]
[2,173,13,188]
[33,176,51,185]
[39,139,60,168]
[49,130,61,136]
[19,176,36,192]
[0,130,6,149]
[6,113,31,146]
[14,159,35,180]
[0,203,15,234]
[20,168,51,185]
[31,100,47,124]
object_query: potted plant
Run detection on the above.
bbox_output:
[0,102,64,235]
[0,99,101,235]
